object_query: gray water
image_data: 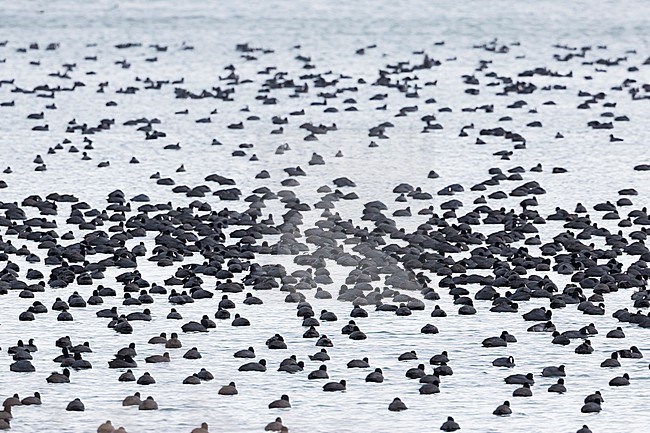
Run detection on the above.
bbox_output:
[0,1,649,432]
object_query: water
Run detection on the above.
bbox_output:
[0,1,649,432]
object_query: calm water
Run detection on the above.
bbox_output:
[0,1,649,432]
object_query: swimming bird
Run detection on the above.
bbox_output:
[46,369,70,383]
[398,350,418,361]
[581,401,601,413]
[388,397,407,411]
[406,364,427,379]
[619,346,643,359]
[66,398,85,411]
[513,383,532,397]
[239,359,267,372]
[482,331,511,347]
[440,416,461,431]
[601,352,621,367]
[493,400,512,416]
[109,355,137,369]
[0,406,11,421]
[309,349,330,361]
[575,340,593,354]
[183,374,201,385]
[609,373,630,386]
[165,333,182,348]
[504,373,534,385]
[323,380,346,392]
[139,396,158,410]
[119,370,136,382]
[308,365,329,380]
[122,392,141,406]
[218,382,238,395]
[493,356,515,368]
[184,347,202,359]
[265,417,285,431]
[145,352,170,363]
[191,423,210,433]
[268,395,291,409]
[137,372,156,385]
[584,391,604,404]
[606,327,625,338]
[21,392,41,405]
[548,379,566,393]
[542,365,566,377]
[430,351,449,365]
[97,420,115,433]
[234,347,255,358]
[419,383,440,394]
[347,357,370,368]
[365,368,384,383]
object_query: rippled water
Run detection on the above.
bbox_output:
[0,1,649,432]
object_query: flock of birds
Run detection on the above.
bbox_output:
[0,33,649,433]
